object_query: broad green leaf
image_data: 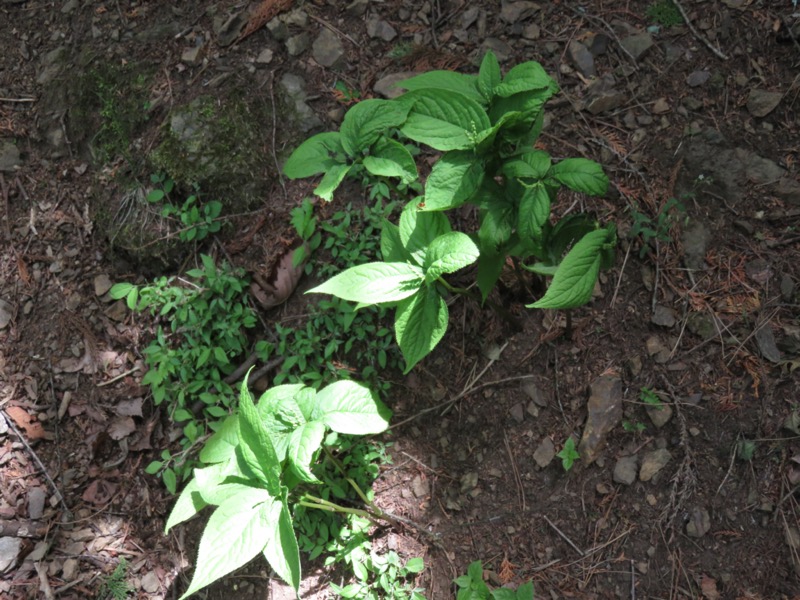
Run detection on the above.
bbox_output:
[380,219,408,263]
[545,213,598,265]
[503,150,551,180]
[109,282,134,300]
[192,459,242,504]
[262,495,301,591]
[292,386,319,423]
[286,421,325,483]
[405,557,425,573]
[179,488,274,600]
[491,590,517,600]
[423,232,480,283]
[399,205,451,264]
[340,99,408,157]
[237,379,281,495]
[283,132,344,179]
[396,71,484,103]
[476,250,505,302]
[400,89,491,151]
[489,89,551,126]
[516,581,535,600]
[362,137,418,184]
[316,380,392,434]
[528,228,612,309]
[395,286,448,373]
[517,183,551,246]
[314,164,351,201]
[549,158,608,196]
[165,477,206,534]
[494,61,557,97]
[256,384,306,420]
[308,262,424,304]
[478,195,514,251]
[423,150,485,211]
[478,51,501,101]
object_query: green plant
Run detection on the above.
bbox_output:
[622,420,646,434]
[165,376,393,598]
[109,255,268,491]
[454,561,534,600]
[334,80,361,104]
[640,387,664,408]
[556,437,580,471]
[284,51,615,372]
[646,0,682,28]
[97,558,133,600]
[147,173,223,243]
[630,197,685,258]
[331,552,426,599]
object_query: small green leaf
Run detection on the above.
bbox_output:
[286,421,325,483]
[126,287,139,310]
[316,380,392,434]
[423,150,484,211]
[284,132,344,179]
[503,150,551,180]
[517,183,551,246]
[399,204,451,264]
[307,262,424,304]
[528,227,613,309]
[395,285,448,373]
[362,137,418,184]
[162,468,177,494]
[494,60,557,97]
[405,557,425,573]
[314,164,352,201]
[400,89,491,151]
[340,99,409,157]
[423,232,480,283]
[549,158,609,197]
[557,437,580,471]
[145,460,162,475]
[478,50,501,101]
[476,250,505,302]
[109,282,134,300]
[516,581,535,600]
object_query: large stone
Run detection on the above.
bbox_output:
[366,17,397,41]
[620,32,654,60]
[681,219,711,270]
[533,437,555,468]
[374,72,417,99]
[747,89,782,117]
[579,375,623,465]
[0,537,22,574]
[312,28,344,68]
[568,41,596,78]
[500,0,541,23]
[279,74,323,133]
[639,448,672,481]
[613,456,638,485]
[0,140,21,172]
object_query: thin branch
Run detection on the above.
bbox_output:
[672,0,729,60]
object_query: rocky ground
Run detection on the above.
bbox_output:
[1,0,800,598]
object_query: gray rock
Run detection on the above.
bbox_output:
[312,28,344,68]
[620,32,654,60]
[266,18,289,41]
[60,0,77,13]
[533,437,555,468]
[28,488,46,520]
[738,149,785,184]
[280,74,322,132]
[62,558,78,581]
[411,475,429,498]
[579,375,623,465]
[522,381,548,407]
[141,571,160,593]
[681,219,711,270]
[755,325,782,363]
[36,46,66,85]
[509,403,525,424]
[482,38,513,63]
[0,298,12,329]
[256,48,274,64]
[181,45,203,65]
[283,9,308,27]
[639,448,672,481]
[646,403,673,428]
[686,70,711,87]
[286,32,310,56]
[215,11,247,47]
[747,89,782,117]
[374,72,417,99]
[0,537,22,574]
[775,177,800,205]
[781,274,796,302]
[522,23,541,40]
[366,17,397,42]
[686,312,717,340]
[584,75,626,114]
[345,0,369,17]
[462,7,480,29]
[0,140,21,172]
[500,1,541,23]
[568,41,596,78]
[651,305,677,328]
[686,507,711,537]
[613,456,638,485]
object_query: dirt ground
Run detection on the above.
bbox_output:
[1,0,800,599]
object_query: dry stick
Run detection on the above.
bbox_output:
[0,97,35,102]
[1,409,68,512]
[503,432,526,512]
[671,0,728,60]
[542,514,584,556]
[308,13,359,47]
[610,241,632,309]
[96,365,141,387]
[0,519,48,538]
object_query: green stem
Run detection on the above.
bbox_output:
[322,446,378,511]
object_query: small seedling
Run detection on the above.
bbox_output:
[737,439,756,461]
[640,387,664,408]
[146,173,223,243]
[622,420,646,434]
[646,0,682,27]
[454,560,534,600]
[98,558,132,600]
[630,197,686,258]
[557,437,580,471]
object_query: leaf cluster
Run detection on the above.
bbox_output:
[147,173,223,243]
[455,560,534,600]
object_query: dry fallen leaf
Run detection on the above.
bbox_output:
[82,479,118,505]
[252,243,307,309]
[4,406,47,440]
[700,574,720,600]
[115,398,143,417]
[107,417,136,441]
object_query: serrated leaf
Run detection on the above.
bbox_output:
[478,51,501,101]
[178,488,274,600]
[395,286,448,373]
[503,150,551,180]
[316,380,392,434]
[517,183,551,246]
[362,137,418,184]
[494,61,557,97]
[528,228,612,309]
[237,378,281,495]
[400,89,491,151]
[549,158,608,196]
[424,232,480,283]
[396,71,483,103]
[199,415,239,464]
[478,194,515,252]
[399,204,451,264]
[423,150,485,211]
[262,495,301,591]
[283,132,344,179]
[476,250,506,302]
[314,164,351,201]
[340,99,408,157]
[307,262,424,304]
[380,219,408,262]
[165,477,206,534]
[287,421,325,483]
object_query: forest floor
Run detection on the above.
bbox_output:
[1,0,800,598]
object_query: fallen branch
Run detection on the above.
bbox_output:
[0,519,48,538]
[672,0,729,60]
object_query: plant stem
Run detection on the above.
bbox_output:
[437,277,522,330]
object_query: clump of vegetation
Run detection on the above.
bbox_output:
[97,558,133,600]
[646,0,682,28]
[455,560,534,600]
[630,197,686,258]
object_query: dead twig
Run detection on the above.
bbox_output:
[503,432,526,512]
[542,514,584,556]
[671,0,729,60]
[0,519,49,538]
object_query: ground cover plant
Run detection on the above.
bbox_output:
[284,50,616,372]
